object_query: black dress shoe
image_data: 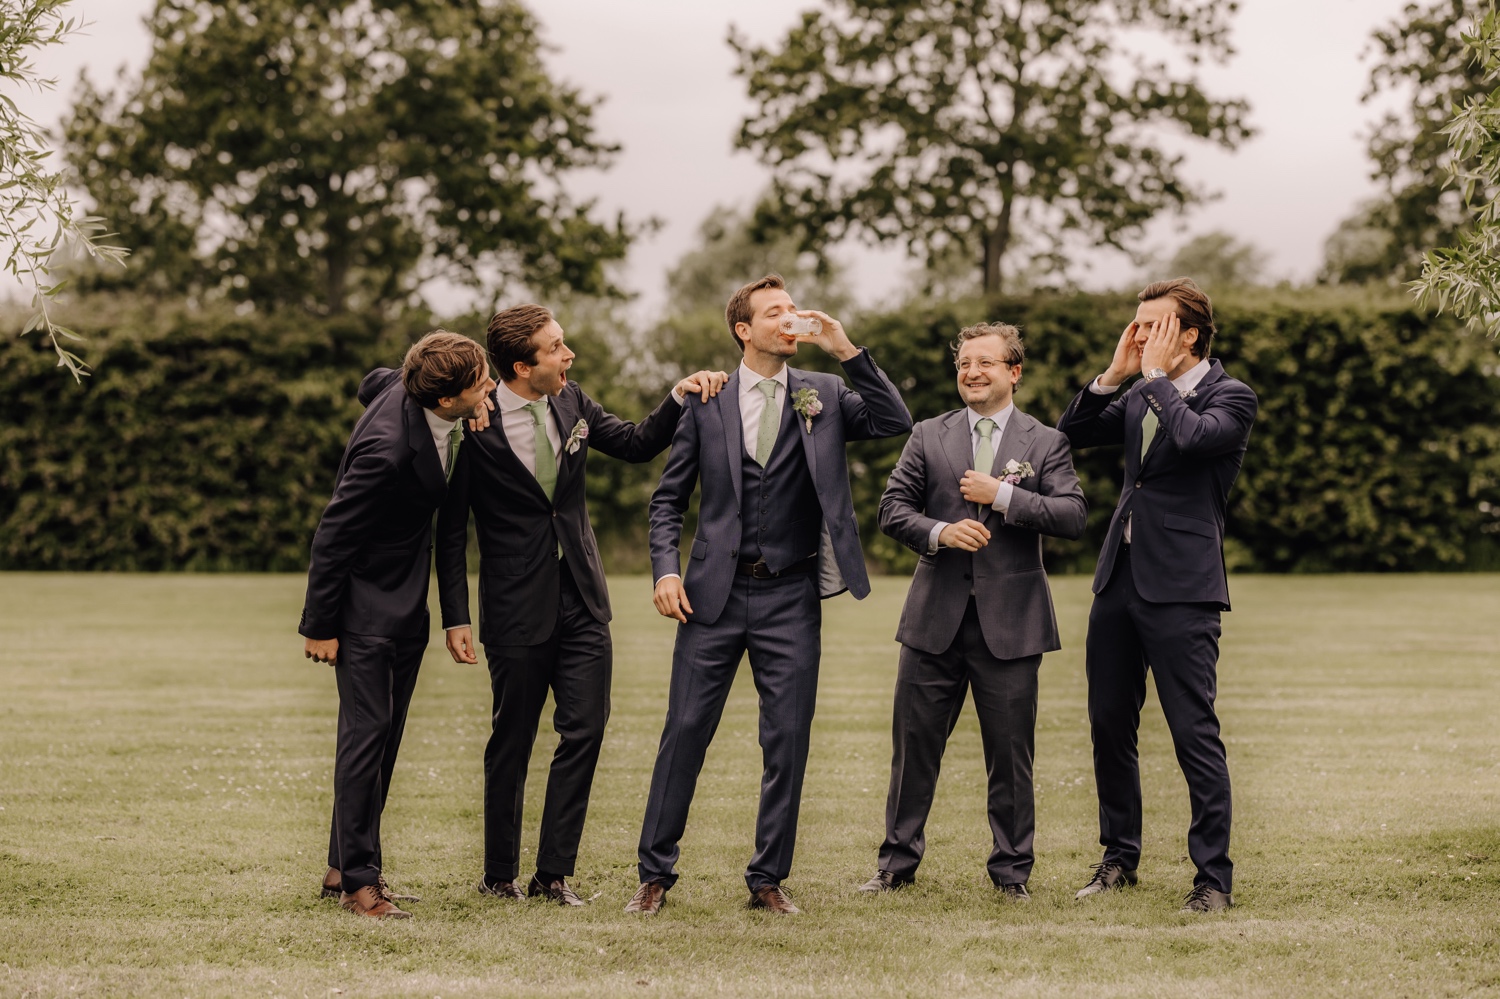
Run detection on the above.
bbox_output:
[1075,862,1138,899]
[476,876,527,900]
[1180,884,1233,912]
[527,875,585,906]
[996,882,1030,901]
[858,870,912,893]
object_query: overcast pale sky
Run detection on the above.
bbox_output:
[14,0,1416,315]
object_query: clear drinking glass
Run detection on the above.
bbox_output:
[778,314,823,339]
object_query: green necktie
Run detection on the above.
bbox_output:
[1141,407,1159,463]
[445,422,463,483]
[527,399,556,500]
[755,380,780,466]
[973,417,996,518]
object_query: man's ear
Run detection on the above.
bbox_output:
[1182,328,1200,354]
[734,322,752,348]
[511,360,529,381]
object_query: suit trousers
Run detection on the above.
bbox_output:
[326,630,427,891]
[1086,545,1233,893]
[637,571,821,891]
[482,558,611,881]
[879,598,1041,885]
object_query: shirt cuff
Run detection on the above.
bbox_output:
[444,624,469,630]
[657,572,682,582]
[671,387,685,406]
[927,522,948,554]
[1089,375,1123,395]
[992,482,1014,515]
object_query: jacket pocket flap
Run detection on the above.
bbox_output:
[690,538,709,560]
[1163,513,1217,539]
[480,555,528,575]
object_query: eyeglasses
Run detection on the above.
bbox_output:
[955,356,1017,372]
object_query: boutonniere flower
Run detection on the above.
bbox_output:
[564,419,589,454]
[1001,458,1034,486]
[792,387,823,433]
[1182,388,1198,400]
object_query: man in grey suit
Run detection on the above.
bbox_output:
[863,322,1086,899]
[626,273,912,916]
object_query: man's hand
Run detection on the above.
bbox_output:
[304,637,339,665]
[1140,311,1191,376]
[653,575,693,623]
[445,626,479,664]
[1100,321,1144,388]
[798,310,859,363]
[676,369,730,404]
[466,394,495,433]
[959,470,1000,507]
[939,519,991,551]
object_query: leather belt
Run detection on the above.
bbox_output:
[736,554,818,578]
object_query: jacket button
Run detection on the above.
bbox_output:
[963,573,971,581]
[1135,481,1143,489]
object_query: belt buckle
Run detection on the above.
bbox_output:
[751,560,773,579]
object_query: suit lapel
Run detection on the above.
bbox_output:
[787,369,818,482]
[940,409,973,486]
[551,389,581,497]
[478,387,552,505]
[991,410,1036,480]
[405,395,447,503]
[719,370,744,504]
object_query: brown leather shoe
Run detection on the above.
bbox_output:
[748,885,801,914]
[378,875,421,903]
[340,884,411,920]
[322,869,420,903]
[623,881,667,915]
[528,875,585,906]
[476,876,527,900]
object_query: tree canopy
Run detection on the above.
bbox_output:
[64,0,632,314]
[732,0,1253,295]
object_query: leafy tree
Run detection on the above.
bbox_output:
[1413,3,1500,337]
[64,0,632,315]
[1324,0,1490,285]
[731,0,1253,295]
[2,0,127,379]
[1157,230,1267,289]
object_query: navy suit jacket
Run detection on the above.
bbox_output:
[298,368,448,641]
[1056,359,1258,609]
[880,407,1087,660]
[649,347,912,627]
[434,382,681,647]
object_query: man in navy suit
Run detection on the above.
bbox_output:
[300,331,494,920]
[626,274,912,916]
[1056,278,1258,913]
[434,304,727,906]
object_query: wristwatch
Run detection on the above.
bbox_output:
[1143,367,1168,380]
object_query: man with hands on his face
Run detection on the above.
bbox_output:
[865,322,1085,899]
[1056,278,1257,913]
[300,331,496,920]
[434,304,728,907]
[629,274,911,916]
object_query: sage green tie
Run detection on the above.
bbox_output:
[755,380,780,466]
[1141,407,1159,463]
[445,422,463,483]
[527,399,556,500]
[973,417,996,518]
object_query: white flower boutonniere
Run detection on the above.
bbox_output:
[792,387,823,433]
[564,419,589,454]
[1001,458,1034,486]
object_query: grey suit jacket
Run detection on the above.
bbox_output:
[649,347,913,627]
[879,407,1087,661]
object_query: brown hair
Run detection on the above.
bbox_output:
[951,322,1025,366]
[1139,278,1216,358]
[724,273,786,352]
[487,304,554,382]
[402,330,488,409]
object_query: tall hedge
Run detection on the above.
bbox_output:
[2,290,1497,573]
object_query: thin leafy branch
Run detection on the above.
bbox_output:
[1,0,129,380]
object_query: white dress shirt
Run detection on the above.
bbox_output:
[737,361,790,459]
[927,402,1017,554]
[495,380,563,477]
[423,408,460,477]
[1090,358,1211,542]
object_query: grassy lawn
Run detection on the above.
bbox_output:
[1,572,1498,998]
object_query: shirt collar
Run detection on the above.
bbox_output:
[966,401,1015,437]
[422,407,458,437]
[1172,358,1211,394]
[496,379,547,414]
[738,361,789,396]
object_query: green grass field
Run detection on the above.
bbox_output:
[1,572,1498,998]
